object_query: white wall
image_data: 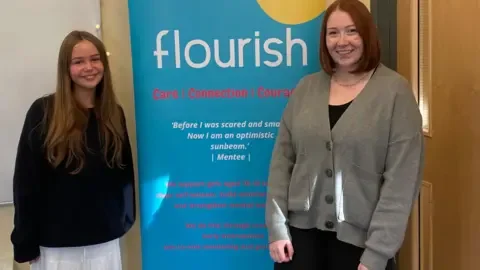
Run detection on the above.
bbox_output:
[0,0,100,205]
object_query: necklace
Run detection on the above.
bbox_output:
[332,71,371,87]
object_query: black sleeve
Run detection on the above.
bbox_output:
[119,105,137,227]
[10,98,46,263]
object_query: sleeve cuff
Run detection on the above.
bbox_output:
[360,248,389,270]
[267,223,291,243]
[13,244,40,263]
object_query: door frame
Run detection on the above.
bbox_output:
[370,1,421,270]
[371,0,397,71]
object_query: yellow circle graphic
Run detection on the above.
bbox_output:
[256,0,326,25]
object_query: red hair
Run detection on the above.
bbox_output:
[320,0,381,75]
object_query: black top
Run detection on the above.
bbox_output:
[329,101,352,129]
[10,95,136,263]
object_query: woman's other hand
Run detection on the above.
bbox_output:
[269,240,294,263]
[358,263,368,270]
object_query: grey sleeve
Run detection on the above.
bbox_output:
[360,78,425,270]
[265,77,307,243]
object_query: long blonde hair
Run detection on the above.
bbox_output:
[43,30,125,174]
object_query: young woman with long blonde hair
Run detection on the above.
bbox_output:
[10,30,136,270]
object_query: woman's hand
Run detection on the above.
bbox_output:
[358,263,368,270]
[269,240,294,263]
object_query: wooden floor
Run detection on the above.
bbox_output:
[0,205,14,270]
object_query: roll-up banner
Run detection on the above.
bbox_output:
[127,0,325,268]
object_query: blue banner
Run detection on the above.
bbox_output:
[127,1,325,269]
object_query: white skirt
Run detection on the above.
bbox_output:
[30,238,122,270]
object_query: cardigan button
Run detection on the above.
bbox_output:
[325,221,335,229]
[326,141,332,151]
[325,169,333,177]
[325,195,334,204]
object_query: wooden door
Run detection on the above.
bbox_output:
[398,0,480,269]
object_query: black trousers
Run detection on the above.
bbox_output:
[274,226,395,270]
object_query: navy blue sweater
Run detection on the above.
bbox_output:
[10,95,136,263]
